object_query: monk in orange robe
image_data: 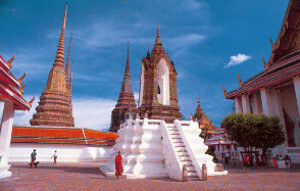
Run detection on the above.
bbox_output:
[115,151,123,179]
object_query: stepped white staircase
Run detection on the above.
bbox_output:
[100,118,227,181]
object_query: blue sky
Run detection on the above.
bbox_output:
[0,0,289,130]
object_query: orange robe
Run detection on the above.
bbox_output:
[115,154,123,176]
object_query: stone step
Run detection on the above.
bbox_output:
[187,172,197,177]
[181,160,192,166]
[186,166,195,172]
[173,142,185,147]
[188,176,200,181]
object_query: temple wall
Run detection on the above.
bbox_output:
[8,143,113,163]
[281,85,300,146]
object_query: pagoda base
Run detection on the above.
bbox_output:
[0,164,11,180]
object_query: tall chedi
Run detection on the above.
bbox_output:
[109,45,138,132]
[30,3,74,127]
[138,24,181,122]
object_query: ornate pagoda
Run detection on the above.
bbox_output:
[30,3,74,127]
[223,0,300,157]
[193,98,216,140]
[138,24,181,122]
[109,45,138,132]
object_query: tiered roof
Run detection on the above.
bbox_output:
[0,54,32,110]
[11,126,118,146]
[224,0,300,99]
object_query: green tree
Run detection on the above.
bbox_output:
[221,113,285,154]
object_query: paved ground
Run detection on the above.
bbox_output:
[0,163,300,191]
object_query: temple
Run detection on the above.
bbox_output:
[138,24,181,122]
[193,99,216,140]
[0,54,32,179]
[30,3,74,127]
[109,45,138,132]
[223,0,300,162]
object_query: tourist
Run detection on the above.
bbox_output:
[51,150,58,165]
[30,149,37,168]
[115,151,123,179]
[243,153,249,170]
[224,151,230,165]
[284,155,291,169]
[272,157,278,169]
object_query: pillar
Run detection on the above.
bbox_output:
[252,94,259,114]
[260,88,271,115]
[293,76,300,119]
[241,94,251,113]
[0,100,15,179]
[234,97,243,113]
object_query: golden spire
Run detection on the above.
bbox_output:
[6,54,15,69]
[65,34,72,79]
[18,72,26,85]
[69,62,73,91]
[54,3,68,66]
[155,20,161,44]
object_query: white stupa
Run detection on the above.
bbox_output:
[100,117,227,181]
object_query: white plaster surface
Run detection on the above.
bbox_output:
[8,144,112,163]
[100,118,227,180]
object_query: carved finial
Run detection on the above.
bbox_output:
[6,54,15,69]
[238,74,242,86]
[28,96,35,107]
[18,72,26,85]
[270,38,276,52]
[19,83,26,95]
[262,57,269,70]
[222,85,227,96]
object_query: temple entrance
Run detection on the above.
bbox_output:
[157,59,170,105]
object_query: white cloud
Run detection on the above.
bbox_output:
[14,95,39,126]
[181,0,202,10]
[73,98,116,130]
[13,95,116,131]
[225,53,251,68]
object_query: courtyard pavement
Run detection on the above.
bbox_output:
[0,162,300,191]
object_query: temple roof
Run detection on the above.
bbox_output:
[267,0,300,66]
[205,128,234,146]
[224,0,300,99]
[11,126,118,146]
[0,54,31,110]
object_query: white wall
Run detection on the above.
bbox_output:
[8,143,113,163]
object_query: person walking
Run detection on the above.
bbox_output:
[115,151,123,179]
[30,149,37,168]
[51,150,58,165]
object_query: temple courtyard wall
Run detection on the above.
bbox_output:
[8,143,113,163]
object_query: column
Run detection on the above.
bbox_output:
[234,97,242,113]
[293,76,300,119]
[241,94,251,113]
[0,100,15,179]
[260,88,271,115]
[251,94,259,114]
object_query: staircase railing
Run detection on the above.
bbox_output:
[175,119,203,180]
[160,121,183,181]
